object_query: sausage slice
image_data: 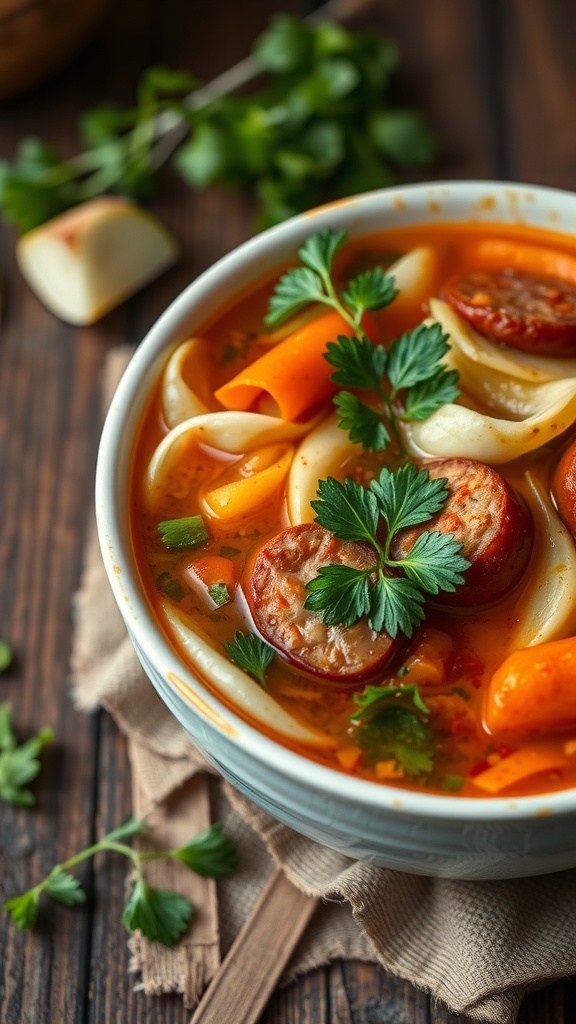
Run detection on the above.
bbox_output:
[391,458,533,606]
[244,523,400,681]
[552,437,576,538]
[443,268,576,355]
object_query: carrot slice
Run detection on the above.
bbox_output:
[470,743,568,793]
[184,555,237,591]
[214,310,377,422]
[485,637,576,736]
[463,239,576,285]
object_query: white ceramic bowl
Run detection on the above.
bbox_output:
[96,181,576,880]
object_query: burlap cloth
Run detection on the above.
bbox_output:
[71,347,576,1024]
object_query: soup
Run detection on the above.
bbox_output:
[130,220,576,799]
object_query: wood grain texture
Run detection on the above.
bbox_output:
[0,0,575,1022]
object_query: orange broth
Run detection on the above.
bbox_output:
[130,220,576,798]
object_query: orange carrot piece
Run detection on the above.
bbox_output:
[485,637,576,736]
[463,239,576,285]
[214,310,378,422]
[470,743,568,793]
[184,555,237,592]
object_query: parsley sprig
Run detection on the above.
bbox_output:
[266,229,460,454]
[304,463,470,638]
[0,703,53,806]
[4,818,237,947]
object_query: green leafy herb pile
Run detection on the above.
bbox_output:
[4,817,237,947]
[266,229,460,453]
[0,13,437,234]
[305,463,469,638]
[351,681,434,776]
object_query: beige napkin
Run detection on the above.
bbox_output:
[71,347,576,1023]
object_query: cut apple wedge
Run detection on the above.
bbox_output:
[16,197,178,325]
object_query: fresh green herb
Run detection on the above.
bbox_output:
[0,15,436,234]
[355,705,434,776]
[156,572,186,602]
[225,631,275,688]
[266,229,459,453]
[0,703,53,806]
[350,682,429,721]
[157,514,208,549]
[441,774,465,792]
[397,665,409,677]
[4,819,237,948]
[208,583,230,608]
[0,640,12,673]
[304,463,470,638]
[220,546,241,558]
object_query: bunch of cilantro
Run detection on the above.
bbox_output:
[0,14,437,234]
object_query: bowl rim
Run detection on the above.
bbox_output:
[96,178,576,823]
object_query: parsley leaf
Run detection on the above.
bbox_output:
[171,823,238,878]
[325,333,387,390]
[311,475,379,543]
[397,530,469,595]
[370,462,449,534]
[0,640,12,673]
[122,879,193,948]
[402,367,460,421]
[386,322,450,391]
[304,465,470,639]
[342,267,397,318]
[0,703,53,806]
[266,267,329,327]
[351,682,430,721]
[44,872,87,908]
[225,631,275,688]
[4,890,40,930]
[297,228,347,279]
[333,393,391,452]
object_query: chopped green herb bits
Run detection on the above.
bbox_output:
[157,515,208,549]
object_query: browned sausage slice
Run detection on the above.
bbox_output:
[443,268,576,355]
[552,437,576,538]
[391,458,533,606]
[244,523,400,681]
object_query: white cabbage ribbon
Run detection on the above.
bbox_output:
[407,302,576,462]
[511,472,576,648]
[387,246,439,311]
[430,298,576,383]
[162,602,335,748]
[144,411,313,512]
[287,413,361,525]
[161,338,211,428]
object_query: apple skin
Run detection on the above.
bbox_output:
[17,197,178,325]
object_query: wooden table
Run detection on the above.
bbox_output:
[1,1,575,1021]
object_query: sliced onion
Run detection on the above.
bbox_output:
[162,602,335,748]
[161,338,211,428]
[510,471,576,649]
[287,413,361,525]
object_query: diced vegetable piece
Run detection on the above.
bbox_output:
[202,445,293,522]
[158,514,208,549]
[485,637,576,735]
[182,555,237,607]
[335,745,363,771]
[470,743,568,793]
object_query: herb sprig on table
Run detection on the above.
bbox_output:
[0,702,53,806]
[4,818,237,947]
[304,463,470,638]
[0,13,437,234]
[266,229,460,453]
